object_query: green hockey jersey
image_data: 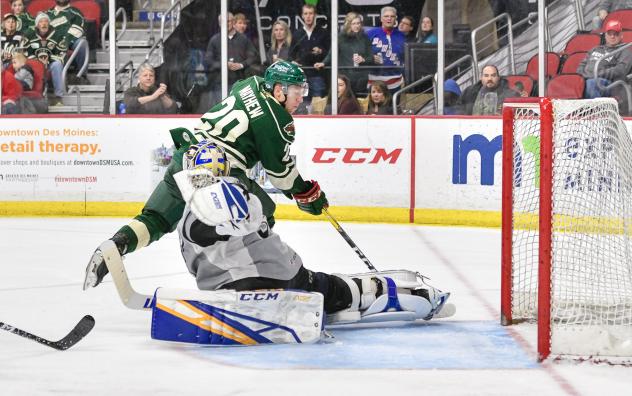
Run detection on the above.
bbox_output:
[118,76,310,253]
[21,28,68,64]
[47,6,84,46]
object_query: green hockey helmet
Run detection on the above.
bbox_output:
[263,61,309,96]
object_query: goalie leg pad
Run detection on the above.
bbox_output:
[327,270,453,325]
[151,288,324,346]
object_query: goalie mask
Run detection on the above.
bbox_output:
[184,140,230,176]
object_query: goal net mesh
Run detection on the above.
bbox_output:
[510,98,632,357]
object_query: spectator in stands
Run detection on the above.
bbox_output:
[2,68,22,114]
[314,12,373,95]
[47,0,87,76]
[366,80,393,115]
[1,14,22,66]
[11,0,33,33]
[124,63,177,114]
[266,20,292,65]
[367,6,406,93]
[398,16,417,43]
[290,3,330,99]
[234,11,261,73]
[11,53,34,92]
[577,19,632,99]
[205,13,258,105]
[443,79,462,115]
[337,74,362,115]
[418,17,437,44]
[457,64,518,115]
[21,13,67,106]
[592,0,632,29]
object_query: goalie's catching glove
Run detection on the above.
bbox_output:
[83,231,129,290]
[293,180,328,215]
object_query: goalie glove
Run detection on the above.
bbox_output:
[292,180,328,215]
[83,231,129,290]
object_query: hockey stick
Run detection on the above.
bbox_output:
[0,315,95,350]
[322,208,377,272]
[99,240,155,310]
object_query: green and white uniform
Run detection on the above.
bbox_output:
[117,76,310,255]
[47,6,84,46]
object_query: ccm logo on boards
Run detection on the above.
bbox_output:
[312,148,403,164]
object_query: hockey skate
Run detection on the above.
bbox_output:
[328,270,454,326]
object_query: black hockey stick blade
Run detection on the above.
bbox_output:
[0,315,95,351]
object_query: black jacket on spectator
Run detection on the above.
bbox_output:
[322,31,373,94]
[205,31,259,86]
[457,78,518,115]
[577,43,632,81]
[123,85,178,114]
[290,25,329,77]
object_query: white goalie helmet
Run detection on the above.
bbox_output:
[183,140,230,176]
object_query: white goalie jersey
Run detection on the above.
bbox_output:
[175,172,304,290]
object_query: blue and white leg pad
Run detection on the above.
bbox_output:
[328,270,452,325]
[151,288,324,345]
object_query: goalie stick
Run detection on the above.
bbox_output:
[0,315,95,350]
[99,240,154,310]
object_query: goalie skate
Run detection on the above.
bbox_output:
[328,270,453,325]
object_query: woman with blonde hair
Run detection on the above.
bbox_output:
[314,12,372,95]
[266,20,292,65]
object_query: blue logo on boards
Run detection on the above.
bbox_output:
[452,134,502,186]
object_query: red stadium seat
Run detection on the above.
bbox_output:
[563,33,601,55]
[27,0,55,17]
[525,52,561,81]
[602,9,632,31]
[72,0,101,33]
[545,74,585,99]
[1,0,11,14]
[505,75,534,96]
[622,31,632,43]
[560,51,588,74]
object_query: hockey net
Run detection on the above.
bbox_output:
[501,97,632,361]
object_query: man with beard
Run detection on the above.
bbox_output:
[21,13,68,106]
[457,64,519,115]
[47,0,86,74]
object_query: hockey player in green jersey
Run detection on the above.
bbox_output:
[84,61,451,323]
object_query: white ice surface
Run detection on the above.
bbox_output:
[1,218,632,395]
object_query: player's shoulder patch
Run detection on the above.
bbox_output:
[169,127,198,150]
[283,121,295,137]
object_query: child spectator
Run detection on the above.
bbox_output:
[443,79,462,115]
[1,14,22,66]
[366,81,393,115]
[11,53,34,91]
[266,20,292,65]
[337,74,362,115]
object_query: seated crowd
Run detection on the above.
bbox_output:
[2,1,631,115]
[1,0,88,113]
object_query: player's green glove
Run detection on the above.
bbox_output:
[293,180,328,215]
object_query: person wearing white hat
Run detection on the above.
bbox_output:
[20,12,68,106]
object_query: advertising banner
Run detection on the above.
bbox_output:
[293,117,412,208]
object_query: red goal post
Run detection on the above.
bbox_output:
[501,97,632,362]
